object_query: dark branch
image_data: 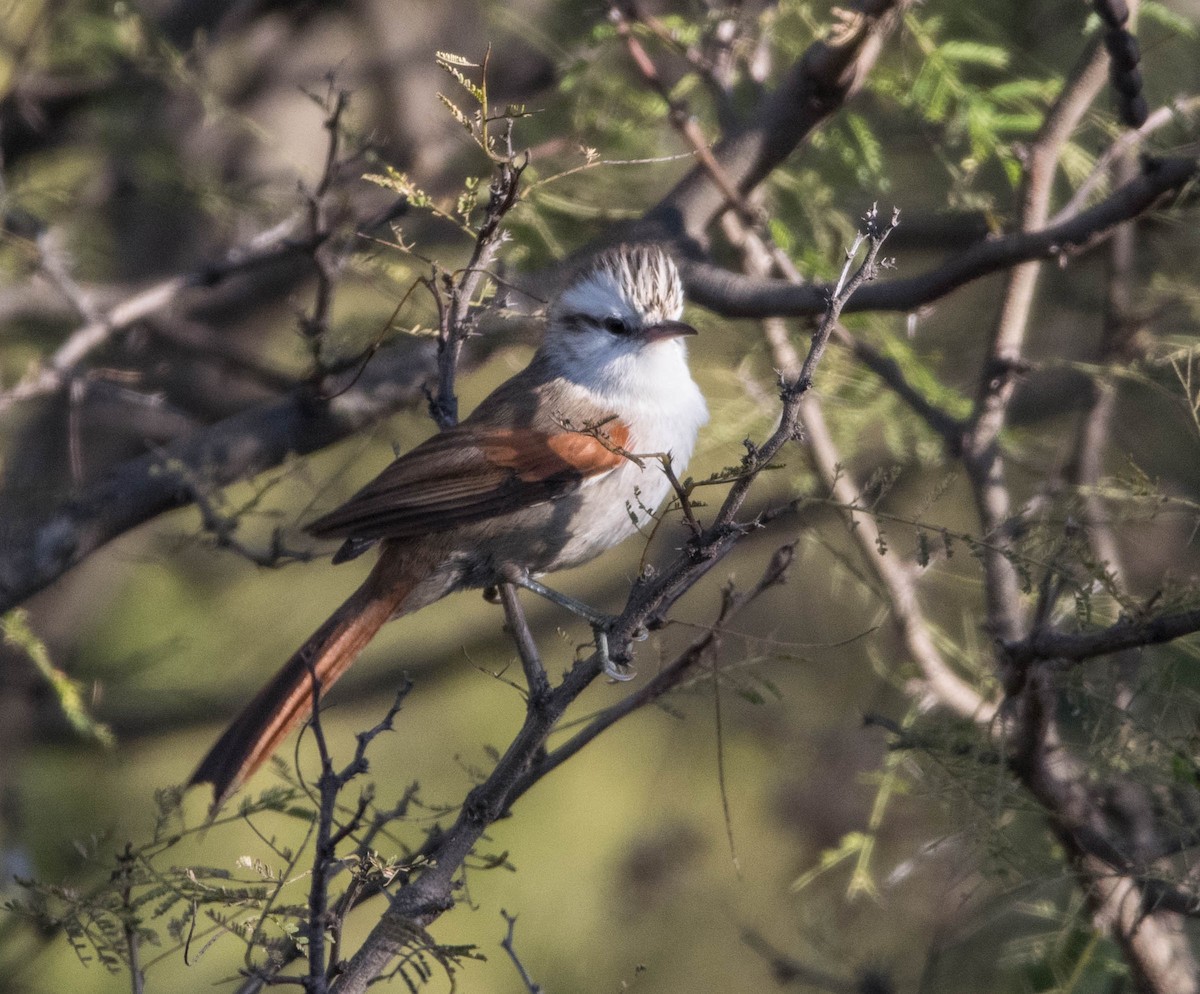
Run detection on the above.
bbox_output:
[643,0,910,243]
[1004,608,1200,668]
[0,340,435,614]
[681,157,1197,318]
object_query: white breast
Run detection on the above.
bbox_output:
[548,339,708,570]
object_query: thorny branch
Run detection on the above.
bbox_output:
[425,128,526,429]
[724,207,994,723]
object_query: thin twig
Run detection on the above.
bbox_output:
[742,928,893,993]
[1049,94,1200,225]
[427,108,527,429]
[724,207,992,723]
[515,543,795,793]
[961,37,1111,650]
[499,911,543,994]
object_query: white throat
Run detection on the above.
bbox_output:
[550,333,708,468]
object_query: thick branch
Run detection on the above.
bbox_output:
[1004,607,1200,667]
[0,342,435,613]
[681,156,1197,318]
[641,0,910,243]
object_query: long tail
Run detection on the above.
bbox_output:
[189,559,415,809]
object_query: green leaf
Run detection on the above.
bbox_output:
[434,51,479,67]
[1142,0,1199,36]
[939,40,1010,69]
[2,609,114,747]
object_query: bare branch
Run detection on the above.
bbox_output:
[515,542,795,791]
[0,199,404,415]
[427,148,526,429]
[497,584,549,703]
[722,208,992,722]
[1049,94,1200,225]
[331,213,892,993]
[1004,606,1200,667]
[499,911,543,994]
[682,156,1198,319]
[964,36,1115,653]
[0,339,435,614]
[642,0,911,243]
[742,928,893,993]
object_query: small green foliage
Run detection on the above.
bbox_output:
[3,773,474,987]
[1116,0,1197,37]
[792,717,915,901]
[872,14,1066,201]
[1,609,114,747]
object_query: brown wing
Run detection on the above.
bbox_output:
[306,422,631,543]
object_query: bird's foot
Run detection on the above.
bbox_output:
[504,572,646,680]
[592,628,636,682]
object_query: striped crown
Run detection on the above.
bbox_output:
[553,244,685,324]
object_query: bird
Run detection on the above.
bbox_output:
[189,243,709,807]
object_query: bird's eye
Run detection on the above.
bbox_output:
[602,316,629,335]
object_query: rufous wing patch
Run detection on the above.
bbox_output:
[307,420,635,542]
[482,422,631,483]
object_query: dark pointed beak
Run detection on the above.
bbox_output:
[642,320,698,342]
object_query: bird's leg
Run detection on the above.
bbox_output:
[509,574,612,627]
[502,572,645,681]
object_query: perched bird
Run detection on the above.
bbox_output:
[190,244,709,806]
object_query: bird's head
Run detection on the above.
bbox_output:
[545,244,698,370]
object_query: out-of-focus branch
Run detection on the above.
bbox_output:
[742,928,894,993]
[1012,671,1200,994]
[952,9,1200,987]
[0,339,434,614]
[1004,606,1200,668]
[499,912,543,994]
[964,37,1112,653]
[0,198,408,415]
[1049,94,1200,226]
[641,0,911,244]
[724,212,993,722]
[1068,145,1142,711]
[297,86,351,360]
[682,155,1198,318]
[1071,144,1144,595]
[610,3,758,232]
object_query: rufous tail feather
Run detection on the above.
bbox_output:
[189,567,414,808]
